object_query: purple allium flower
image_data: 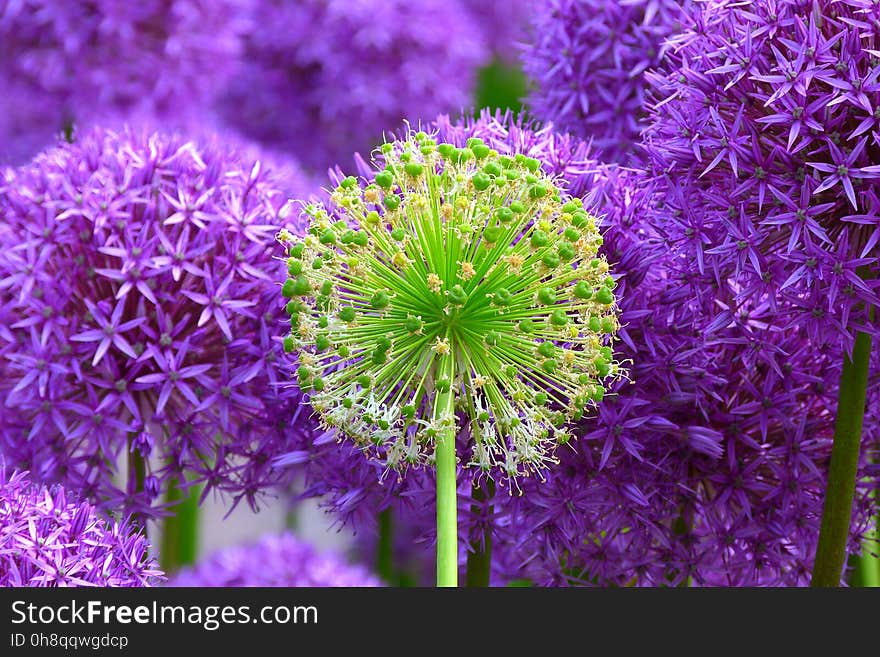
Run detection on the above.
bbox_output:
[521,0,690,163]
[169,533,381,587]
[644,0,880,350]
[0,466,163,586]
[463,0,533,62]
[280,109,878,586]
[217,0,489,173]
[0,126,313,517]
[0,0,245,164]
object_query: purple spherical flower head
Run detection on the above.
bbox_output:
[0,126,316,517]
[169,533,381,587]
[0,0,245,164]
[463,0,533,63]
[521,0,691,164]
[217,0,489,173]
[0,466,163,586]
[644,0,880,351]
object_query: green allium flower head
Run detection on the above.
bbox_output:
[278,131,622,480]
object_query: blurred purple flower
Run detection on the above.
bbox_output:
[216,0,489,172]
[169,533,381,587]
[0,126,315,517]
[464,0,532,62]
[521,0,690,163]
[0,466,162,586]
[0,0,246,164]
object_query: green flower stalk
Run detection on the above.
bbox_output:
[278,131,622,585]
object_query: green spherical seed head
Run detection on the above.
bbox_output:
[390,227,406,241]
[315,295,330,311]
[537,287,556,305]
[375,171,394,189]
[534,392,548,405]
[472,143,491,159]
[283,335,295,353]
[338,345,350,358]
[529,184,548,199]
[312,377,325,392]
[340,176,358,189]
[571,212,589,228]
[281,278,297,298]
[296,365,311,380]
[589,316,602,332]
[437,143,455,159]
[601,318,615,334]
[537,341,556,358]
[518,318,536,333]
[404,316,423,333]
[293,276,311,296]
[320,281,333,296]
[578,373,591,385]
[478,410,490,422]
[357,374,372,388]
[448,284,468,305]
[483,226,502,243]
[319,229,336,245]
[436,378,450,393]
[594,357,610,377]
[399,152,412,163]
[339,306,356,322]
[365,211,381,225]
[541,359,558,374]
[343,397,354,409]
[604,276,615,288]
[316,334,331,351]
[311,257,323,270]
[541,252,561,269]
[371,291,389,309]
[564,227,580,242]
[596,286,614,305]
[288,259,303,276]
[289,313,299,327]
[573,281,592,299]
[600,346,613,361]
[509,200,525,214]
[372,348,387,365]
[591,386,605,402]
[402,404,416,419]
[340,230,356,244]
[530,230,550,248]
[492,288,512,306]
[456,147,474,162]
[420,144,435,156]
[504,364,517,378]
[562,200,580,213]
[550,309,569,326]
[353,232,369,247]
[377,419,390,430]
[404,162,424,177]
[317,315,329,329]
[483,162,502,177]
[376,336,392,352]
[522,157,540,172]
[472,173,491,191]
[495,207,514,224]
[285,301,298,315]
[384,194,401,211]
[289,243,306,260]
[485,331,500,346]
[557,243,576,261]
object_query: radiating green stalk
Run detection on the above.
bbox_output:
[465,480,495,587]
[377,508,396,584]
[812,325,873,587]
[435,355,458,588]
[160,478,201,574]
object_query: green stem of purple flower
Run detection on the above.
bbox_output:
[160,478,201,574]
[812,318,873,586]
[465,480,495,587]
[435,355,458,588]
[377,507,396,584]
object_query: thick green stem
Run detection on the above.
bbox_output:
[435,355,458,588]
[465,480,495,587]
[812,327,873,587]
[377,508,396,584]
[848,489,880,587]
[160,478,201,574]
[128,447,147,528]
